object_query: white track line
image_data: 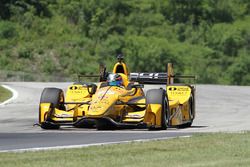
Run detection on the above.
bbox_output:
[0,85,18,106]
[0,135,191,153]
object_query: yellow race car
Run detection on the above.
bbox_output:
[39,55,195,130]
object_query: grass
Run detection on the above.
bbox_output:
[0,132,250,167]
[0,85,12,103]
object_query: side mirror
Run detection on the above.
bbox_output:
[87,84,97,95]
[127,84,144,96]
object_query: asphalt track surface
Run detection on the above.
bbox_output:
[0,82,250,152]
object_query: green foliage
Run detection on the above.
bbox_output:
[227,50,250,85]
[0,21,17,39]
[0,0,250,85]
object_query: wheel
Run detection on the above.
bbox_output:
[177,121,192,129]
[96,119,115,130]
[146,89,169,130]
[74,119,96,128]
[190,92,195,120]
[39,88,65,129]
[40,88,65,109]
[40,121,60,129]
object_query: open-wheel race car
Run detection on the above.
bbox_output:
[38,55,196,130]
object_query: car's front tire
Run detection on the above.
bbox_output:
[39,88,65,129]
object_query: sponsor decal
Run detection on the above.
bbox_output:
[71,90,85,94]
[132,73,163,79]
[70,86,78,90]
[168,87,190,95]
[98,90,115,96]
[69,86,87,93]
[54,113,73,117]
[128,114,142,118]
[168,87,189,91]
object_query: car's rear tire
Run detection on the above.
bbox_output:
[146,89,169,130]
[39,88,65,129]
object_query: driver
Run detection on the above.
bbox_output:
[107,73,123,86]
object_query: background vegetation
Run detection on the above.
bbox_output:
[0,0,250,84]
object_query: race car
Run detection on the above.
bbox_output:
[38,55,195,130]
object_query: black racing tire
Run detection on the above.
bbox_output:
[41,122,60,130]
[177,122,193,129]
[96,119,115,130]
[40,88,65,110]
[190,92,195,120]
[146,89,169,130]
[39,88,65,129]
[74,119,96,128]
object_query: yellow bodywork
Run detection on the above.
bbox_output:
[143,104,162,128]
[39,83,148,126]
[113,62,129,76]
[65,84,91,117]
[39,59,195,129]
[167,85,194,126]
[39,103,51,123]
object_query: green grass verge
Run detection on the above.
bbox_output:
[0,85,12,103]
[0,133,250,167]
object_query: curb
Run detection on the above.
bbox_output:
[0,85,18,106]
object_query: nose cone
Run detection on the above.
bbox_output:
[88,96,117,116]
[87,89,119,117]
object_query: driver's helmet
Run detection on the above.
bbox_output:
[107,73,123,86]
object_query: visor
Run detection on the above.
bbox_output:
[109,80,122,86]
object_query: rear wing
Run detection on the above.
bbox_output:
[130,63,196,85]
[130,73,168,84]
[76,63,196,85]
